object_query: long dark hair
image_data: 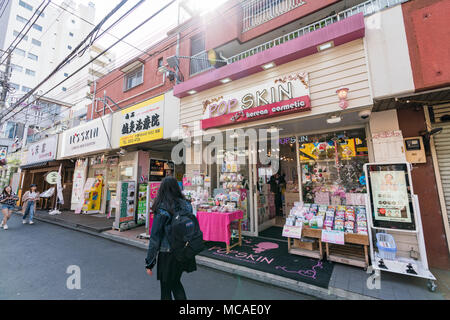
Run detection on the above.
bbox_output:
[2,185,12,196]
[151,176,185,214]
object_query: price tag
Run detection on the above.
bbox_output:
[282,225,302,239]
[321,230,345,245]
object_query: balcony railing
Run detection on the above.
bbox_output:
[242,0,307,32]
[189,0,408,76]
[189,51,214,76]
[229,0,408,64]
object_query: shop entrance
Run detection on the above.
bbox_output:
[254,127,370,239]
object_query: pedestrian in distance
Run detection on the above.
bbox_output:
[22,184,40,225]
[0,186,20,230]
[145,176,204,300]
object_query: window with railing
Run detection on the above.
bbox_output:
[242,0,307,32]
[124,66,144,91]
[190,33,214,76]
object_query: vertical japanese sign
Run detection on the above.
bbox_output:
[119,181,136,224]
[137,184,148,225]
[119,95,164,147]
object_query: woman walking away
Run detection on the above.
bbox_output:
[145,176,201,300]
[22,184,40,225]
[0,186,19,230]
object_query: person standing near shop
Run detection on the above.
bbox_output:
[269,172,286,217]
[0,186,19,230]
[22,184,40,225]
[145,176,197,300]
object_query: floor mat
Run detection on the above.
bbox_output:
[259,226,285,241]
[199,236,334,289]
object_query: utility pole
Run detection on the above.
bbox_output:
[0,49,12,109]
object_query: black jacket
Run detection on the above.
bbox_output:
[145,199,197,273]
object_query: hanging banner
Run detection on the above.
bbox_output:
[119,95,164,147]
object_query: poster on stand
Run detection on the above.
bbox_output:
[365,163,416,231]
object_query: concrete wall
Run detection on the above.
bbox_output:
[402,0,450,92]
[364,5,415,100]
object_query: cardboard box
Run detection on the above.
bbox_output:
[293,239,319,251]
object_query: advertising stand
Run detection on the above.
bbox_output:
[364,163,437,291]
[113,180,136,230]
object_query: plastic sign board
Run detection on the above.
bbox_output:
[119,95,164,147]
[282,225,303,239]
[26,135,57,165]
[321,230,345,245]
[201,72,310,130]
[45,171,59,185]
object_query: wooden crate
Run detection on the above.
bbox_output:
[293,238,319,251]
[326,243,368,269]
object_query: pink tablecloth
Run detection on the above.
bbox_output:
[197,210,244,245]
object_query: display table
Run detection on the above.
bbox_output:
[197,210,243,253]
[288,228,369,268]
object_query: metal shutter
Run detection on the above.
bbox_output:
[432,103,450,225]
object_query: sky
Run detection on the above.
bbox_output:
[55,0,230,68]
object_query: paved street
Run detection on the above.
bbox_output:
[0,215,315,300]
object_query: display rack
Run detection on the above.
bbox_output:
[288,228,323,259]
[325,233,369,268]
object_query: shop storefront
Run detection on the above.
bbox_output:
[178,39,373,240]
[20,135,74,210]
[109,92,182,230]
[58,115,114,214]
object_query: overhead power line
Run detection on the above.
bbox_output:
[0,0,132,122]
[1,0,177,124]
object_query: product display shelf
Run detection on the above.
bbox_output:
[325,233,370,269]
[287,227,324,260]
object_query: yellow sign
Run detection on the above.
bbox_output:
[120,95,164,147]
[82,175,103,213]
[120,128,164,147]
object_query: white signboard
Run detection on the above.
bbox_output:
[26,135,57,165]
[45,171,59,185]
[321,230,345,245]
[282,225,303,239]
[60,116,112,158]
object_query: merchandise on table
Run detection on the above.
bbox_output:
[285,202,368,235]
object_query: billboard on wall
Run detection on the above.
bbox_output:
[26,135,58,165]
[60,116,112,158]
[119,95,164,147]
[200,72,311,130]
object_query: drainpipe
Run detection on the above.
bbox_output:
[90,81,97,121]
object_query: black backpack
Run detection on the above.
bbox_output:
[169,209,205,263]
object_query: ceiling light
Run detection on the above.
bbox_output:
[317,41,334,51]
[220,78,232,84]
[187,90,197,95]
[327,115,342,124]
[262,62,276,70]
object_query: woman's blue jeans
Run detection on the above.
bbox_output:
[23,201,35,222]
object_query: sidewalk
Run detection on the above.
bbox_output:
[21,210,448,300]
